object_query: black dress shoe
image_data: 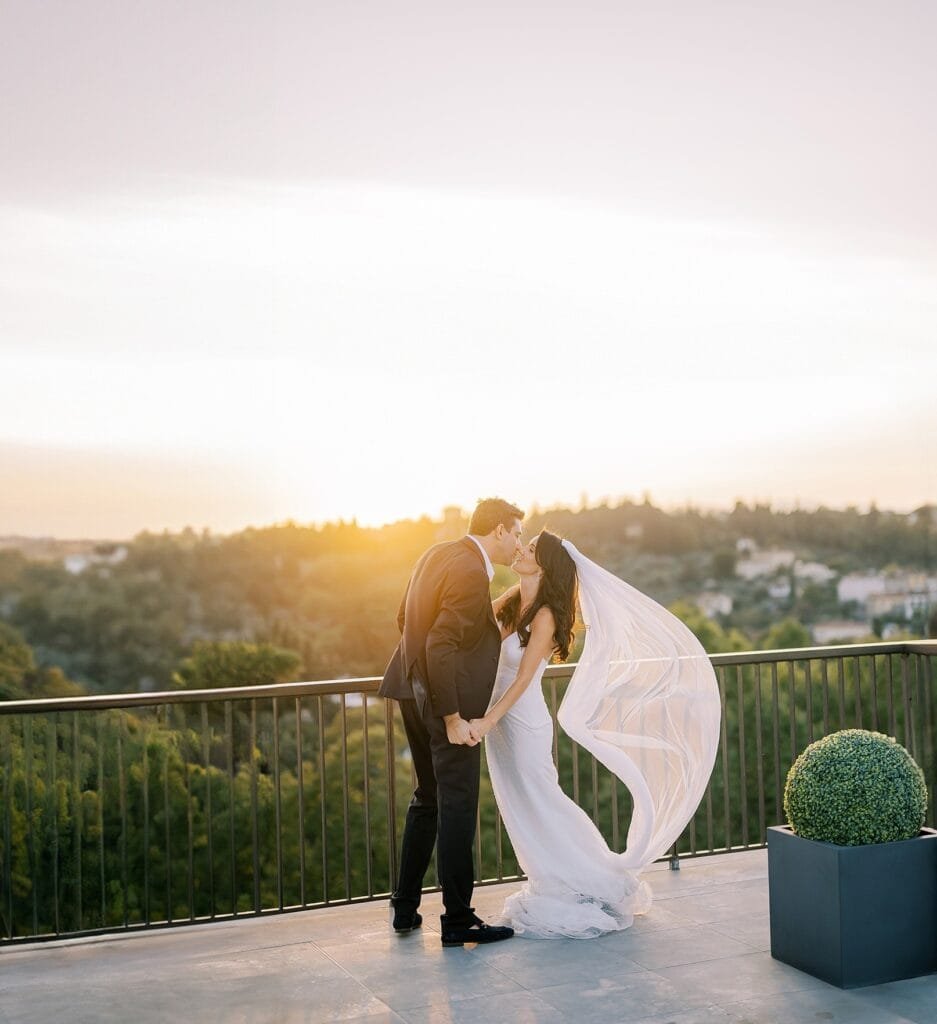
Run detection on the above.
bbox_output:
[393,909,422,934]
[441,918,514,947]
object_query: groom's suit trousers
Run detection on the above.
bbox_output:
[394,680,481,927]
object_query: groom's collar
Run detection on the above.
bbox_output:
[465,535,494,581]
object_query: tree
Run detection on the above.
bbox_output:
[763,619,812,651]
[172,641,302,690]
[667,602,751,654]
[0,622,34,699]
[712,548,736,580]
[0,623,85,700]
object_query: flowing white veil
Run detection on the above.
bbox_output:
[557,540,721,870]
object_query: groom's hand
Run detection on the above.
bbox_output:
[443,714,478,746]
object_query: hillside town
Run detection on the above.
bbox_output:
[694,537,936,644]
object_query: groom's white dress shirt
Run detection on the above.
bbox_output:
[466,535,495,581]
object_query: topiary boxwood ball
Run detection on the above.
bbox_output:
[784,729,927,846]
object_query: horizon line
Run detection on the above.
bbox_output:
[3,496,934,546]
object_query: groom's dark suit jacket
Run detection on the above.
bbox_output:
[379,537,502,719]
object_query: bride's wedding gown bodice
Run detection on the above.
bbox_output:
[485,631,652,938]
[489,632,552,729]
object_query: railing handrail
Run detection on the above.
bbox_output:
[0,676,384,714]
[2,640,935,715]
[706,639,937,666]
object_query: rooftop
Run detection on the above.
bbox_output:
[4,848,936,1024]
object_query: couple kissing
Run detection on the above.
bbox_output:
[379,497,721,947]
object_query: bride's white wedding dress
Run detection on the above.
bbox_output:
[484,541,722,939]
[485,631,653,937]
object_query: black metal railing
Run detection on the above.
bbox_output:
[1,640,935,945]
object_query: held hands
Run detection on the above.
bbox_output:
[468,716,494,740]
[444,715,480,747]
[443,713,495,746]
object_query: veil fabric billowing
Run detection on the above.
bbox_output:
[557,541,722,870]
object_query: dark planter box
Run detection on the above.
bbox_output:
[767,824,937,988]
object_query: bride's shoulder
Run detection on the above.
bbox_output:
[530,605,556,632]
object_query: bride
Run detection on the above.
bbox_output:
[469,531,721,939]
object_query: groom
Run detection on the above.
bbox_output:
[380,497,524,947]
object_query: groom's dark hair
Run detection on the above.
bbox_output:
[468,497,524,536]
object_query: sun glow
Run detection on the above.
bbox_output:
[2,182,935,536]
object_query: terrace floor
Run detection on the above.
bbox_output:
[2,848,936,1024]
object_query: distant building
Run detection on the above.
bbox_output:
[768,579,792,600]
[812,620,871,644]
[907,505,937,527]
[839,571,932,619]
[736,549,795,580]
[837,572,887,605]
[64,555,90,574]
[64,545,128,575]
[436,506,467,541]
[896,572,929,593]
[696,592,733,617]
[794,560,836,584]
[866,591,930,620]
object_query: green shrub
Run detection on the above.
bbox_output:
[784,729,927,846]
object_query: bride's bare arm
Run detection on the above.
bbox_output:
[491,583,521,640]
[491,582,520,617]
[472,608,555,736]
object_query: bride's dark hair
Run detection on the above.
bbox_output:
[497,529,577,662]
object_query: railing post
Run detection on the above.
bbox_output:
[384,698,398,892]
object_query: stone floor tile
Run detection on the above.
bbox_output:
[652,949,831,1003]
[334,1013,408,1024]
[323,930,451,973]
[2,972,390,1024]
[623,924,757,969]
[465,934,647,987]
[624,902,692,932]
[851,973,937,1024]
[348,950,524,1013]
[709,910,771,951]
[624,1006,738,1024]
[397,989,569,1024]
[720,985,922,1024]
[531,970,711,1023]
[661,884,770,926]
[2,938,344,991]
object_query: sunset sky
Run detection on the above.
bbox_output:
[2,1,935,538]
